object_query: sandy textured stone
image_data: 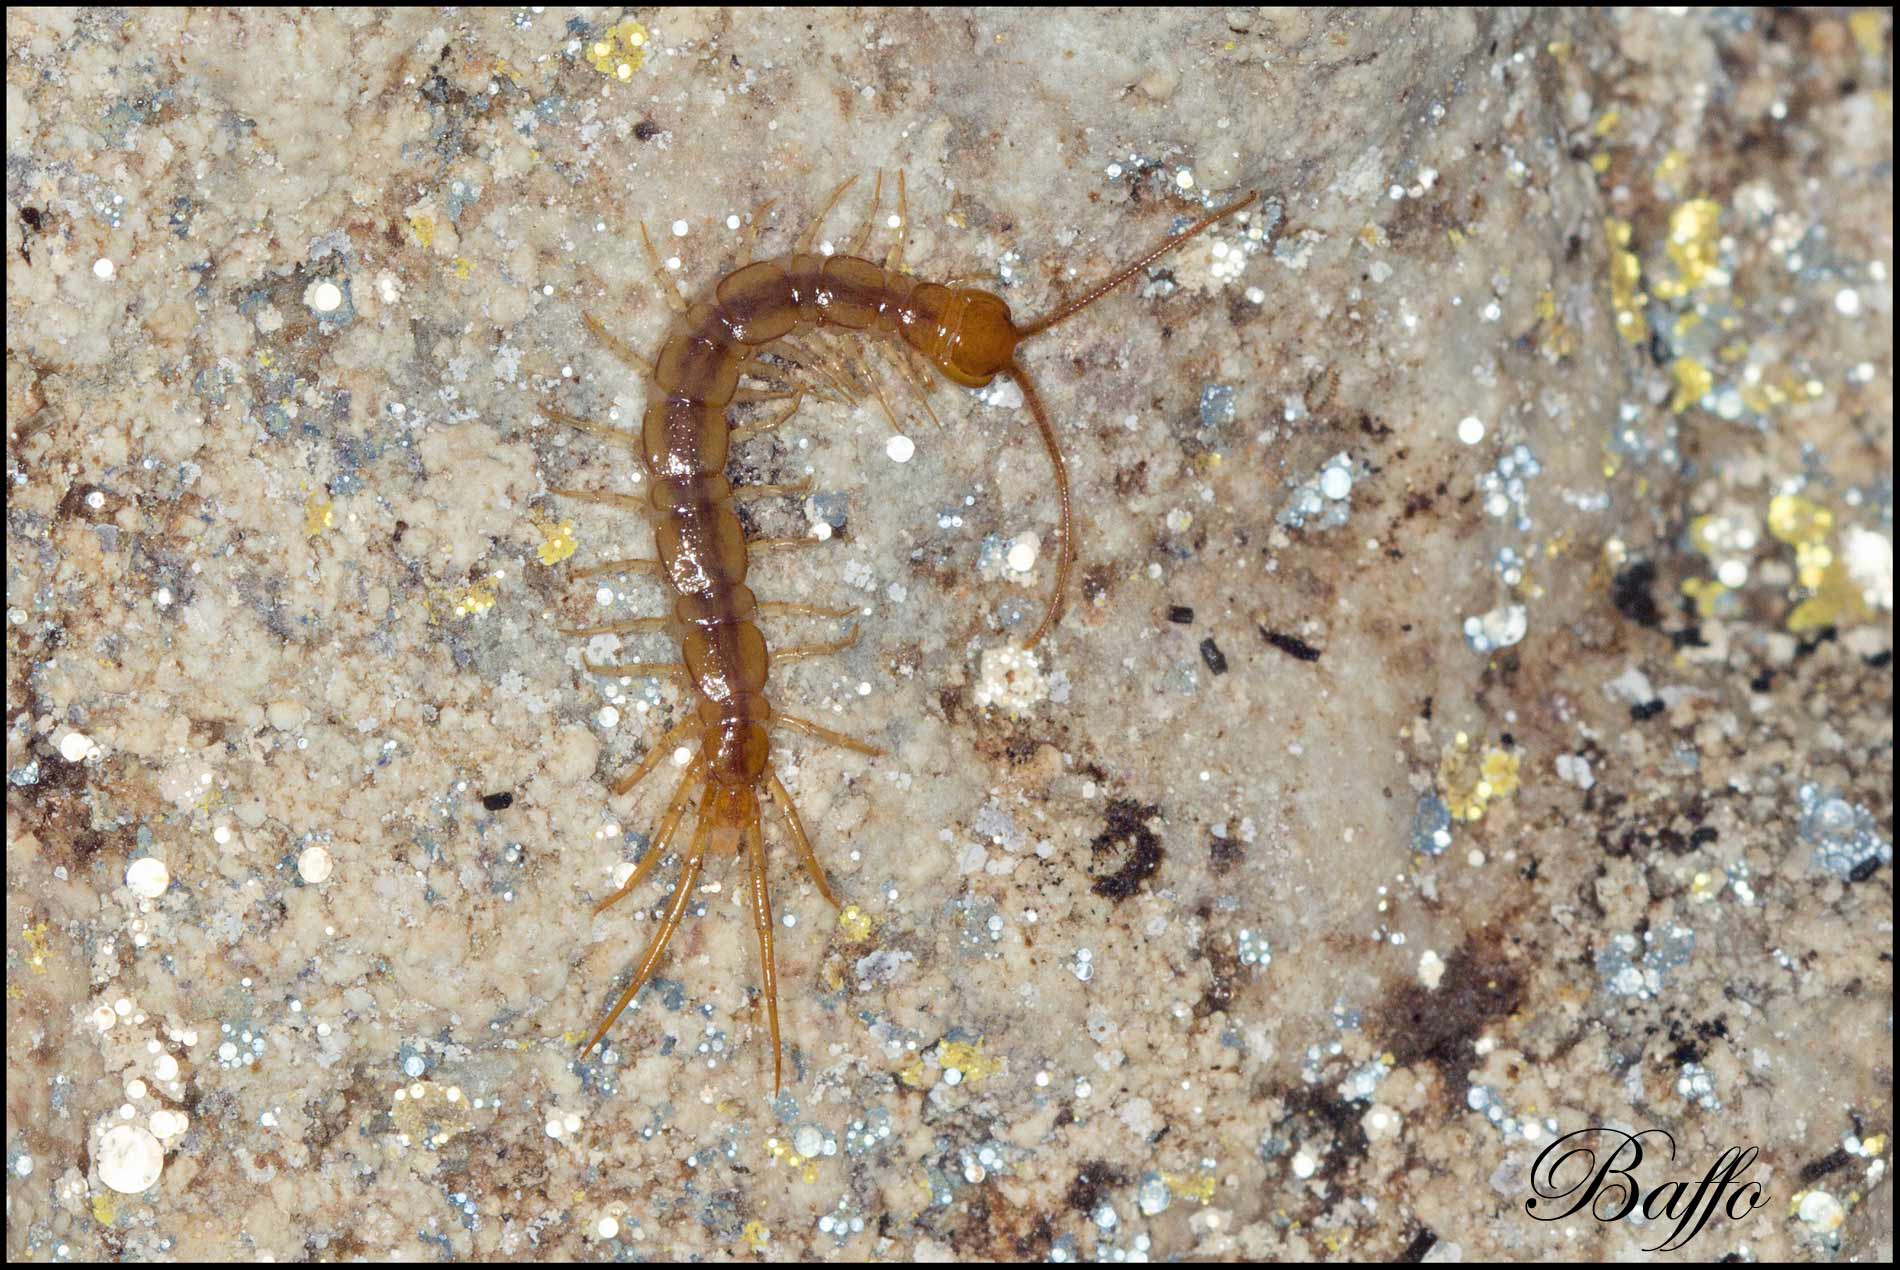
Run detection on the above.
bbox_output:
[6,7,1891,1263]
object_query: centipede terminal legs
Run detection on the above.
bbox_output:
[601,716,701,799]
[767,769,841,908]
[578,811,712,1059]
[742,814,783,1089]
[594,751,707,908]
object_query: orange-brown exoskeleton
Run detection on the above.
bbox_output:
[545,173,1258,1090]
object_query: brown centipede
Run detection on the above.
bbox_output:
[545,172,1256,1090]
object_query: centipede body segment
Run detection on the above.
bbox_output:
[548,172,1257,1091]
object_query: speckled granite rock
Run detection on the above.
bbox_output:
[6,7,1890,1262]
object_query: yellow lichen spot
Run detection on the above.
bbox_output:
[408,210,436,250]
[1669,357,1713,413]
[898,1057,930,1089]
[92,1192,116,1225]
[1479,748,1520,799]
[1534,290,1556,322]
[1689,871,1723,903]
[1438,736,1520,822]
[936,1040,999,1084]
[1672,311,1702,340]
[1357,223,1387,250]
[1653,198,1723,300]
[740,1219,769,1252]
[1849,10,1885,56]
[837,904,875,943]
[1767,495,1833,547]
[1165,1171,1218,1204]
[1653,148,1688,187]
[1604,217,1648,344]
[492,58,524,87]
[1546,39,1571,62]
[304,492,334,538]
[256,348,276,370]
[446,577,500,620]
[452,257,473,280]
[586,20,648,81]
[1592,108,1620,138]
[1788,558,1871,633]
[22,922,51,973]
[1446,226,1466,249]
[764,1136,819,1183]
[390,1081,475,1148]
[1681,577,1735,620]
[1589,151,1612,175]
[538,519,578,566]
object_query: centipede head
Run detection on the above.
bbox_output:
[901,283,1021,388]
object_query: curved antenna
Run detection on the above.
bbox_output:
[1016,192,1260,340]
[1006,361,1072,649]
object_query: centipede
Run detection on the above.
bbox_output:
[543,172,1257,1090]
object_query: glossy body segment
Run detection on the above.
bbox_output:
[561,180,1260,1091]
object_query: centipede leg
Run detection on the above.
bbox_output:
[733,478,814,499]
[546,486,647,514]
[742,813,784,1091]
[883,168,908,272]
[735,196,778,265]
[609,718,703,797]
[798,176,859,255]
[730,393,805,446]
[848,169,884,258]
[767,767,840,908]
[596,754,706,909]
[561,615,671,638]
[638,221,691,315]
[756,601,856,620]
[579,812,712,1059]
[776,338,860,407]
[584,656,692,681]
[772,628,861,664]
[580,311,655,376]
[842,342,905,435]
[773,712,883,757]
[885,342,944,433]
[732,387,801,405]
[540,404,643,451]
[572,557,665,579]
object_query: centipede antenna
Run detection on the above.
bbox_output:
[1016,192,1259,340]
[1005,362,1074,649]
